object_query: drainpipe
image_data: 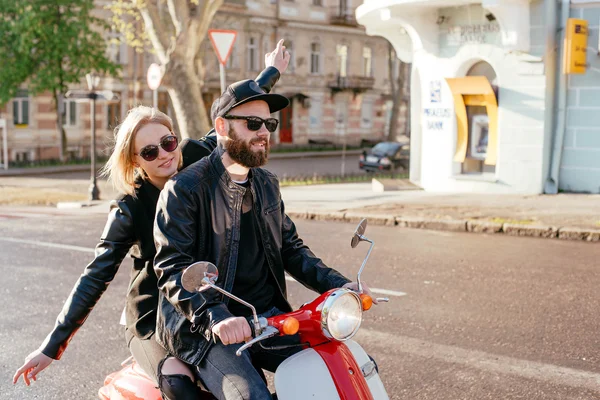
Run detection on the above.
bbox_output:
[544,0,570,194]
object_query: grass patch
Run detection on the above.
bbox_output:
[489,217,536,225]
[0,187,87,206]
[280,172,408,187]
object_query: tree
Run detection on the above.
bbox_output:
[110,0,224,139]
[0,0,120,160]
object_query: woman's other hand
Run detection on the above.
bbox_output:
[13,350,53,386]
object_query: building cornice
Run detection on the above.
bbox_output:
[356,0,532,56]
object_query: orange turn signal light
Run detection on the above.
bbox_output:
[282,317,300,335]
[360,294,373,311]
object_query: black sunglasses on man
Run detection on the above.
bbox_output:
[223,115,279,133]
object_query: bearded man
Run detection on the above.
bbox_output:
[153,79,375,399]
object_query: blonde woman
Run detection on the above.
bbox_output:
[12,41,290,399]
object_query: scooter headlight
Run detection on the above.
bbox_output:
[321,289,363,341]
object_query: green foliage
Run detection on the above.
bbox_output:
[0,0,121,106]
[107,0,150,53]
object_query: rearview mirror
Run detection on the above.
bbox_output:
[181,261,219,293]
[351,219,368,248]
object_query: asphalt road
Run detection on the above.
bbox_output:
[1,213,599,399]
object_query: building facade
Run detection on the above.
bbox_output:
[0,0,407,165]
[357,0,600,194]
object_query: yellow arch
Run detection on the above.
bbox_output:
[444,76,498,165]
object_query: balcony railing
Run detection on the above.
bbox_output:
[328,75,375,92]
[224,0,246,7]
[329,6,358,26]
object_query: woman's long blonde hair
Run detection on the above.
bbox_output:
[101,106,178,196]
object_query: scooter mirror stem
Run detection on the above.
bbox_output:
[205,282,261,335]
[357,237,374,294]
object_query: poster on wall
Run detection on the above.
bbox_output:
[470,114,489,160]
[430,80,442,103]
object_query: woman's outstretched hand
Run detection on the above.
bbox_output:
[13,350,53,386]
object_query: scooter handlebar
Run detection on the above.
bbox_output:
[235,326,280,356]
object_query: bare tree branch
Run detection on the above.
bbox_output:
[167,0,188,37]
[185,0,223,61]
[136,0,170,64]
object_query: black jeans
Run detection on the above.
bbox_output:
[194,307,302,400]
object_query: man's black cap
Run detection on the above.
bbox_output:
[211,79,289,122]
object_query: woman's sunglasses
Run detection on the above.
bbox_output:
[135,135,179,162]
[223,115,279,133]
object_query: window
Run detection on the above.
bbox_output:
[363,47,372,77]
[13,90,29,127]
[248,37,259,71]
[361,98,373,129]
[336,44,348,77]
[309,97,323,129]
[15,151,30,162]
[313,0,322,5]
[310,43,321,74]
[335,99,347,134]
[284,39,295,73]
[61,99,78,127]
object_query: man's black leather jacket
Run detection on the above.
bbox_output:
[153,146,351,366]
[37,67,281,360]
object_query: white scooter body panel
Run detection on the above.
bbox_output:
[345,340,389,400]
[274,348,341,400]
[274,340,389,400]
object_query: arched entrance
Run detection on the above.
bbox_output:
[461,61,498,175]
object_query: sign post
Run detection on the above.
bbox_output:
[208,29,237,93]
[0,119,7,170]
[147,63,163,109]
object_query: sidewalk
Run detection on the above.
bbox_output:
[281,183,600,241]
[1,176,598,241]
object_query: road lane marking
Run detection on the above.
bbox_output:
[357,329,600,392]
[284,275,406,297]
[0,237,407,297]
[0,237,95,254]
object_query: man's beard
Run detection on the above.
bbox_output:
[224,126,270,168]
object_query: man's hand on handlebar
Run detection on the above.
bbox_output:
[211,317,253,345]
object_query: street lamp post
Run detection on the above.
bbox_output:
[65,76,118,202]
[86,73,101,201]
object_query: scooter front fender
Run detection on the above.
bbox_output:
[274,340,388,400]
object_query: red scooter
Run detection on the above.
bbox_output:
[99,218,389,399]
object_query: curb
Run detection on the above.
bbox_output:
[287,210,600,242]
[57,200,107,209]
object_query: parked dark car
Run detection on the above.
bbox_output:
[359,141,409,172]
